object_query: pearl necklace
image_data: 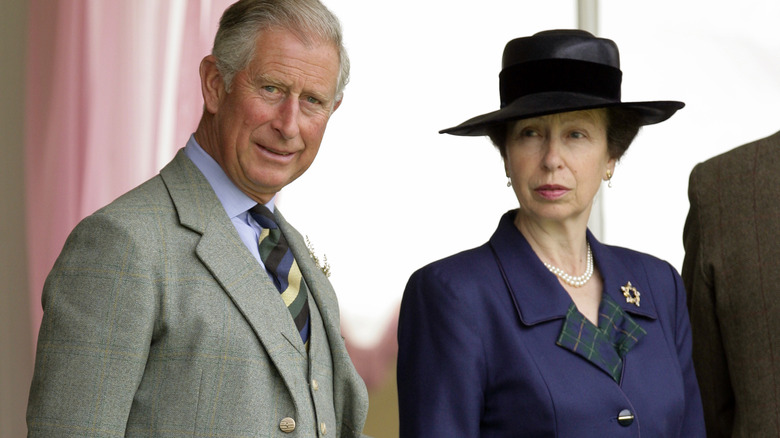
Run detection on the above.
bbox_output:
[543,243,593,288]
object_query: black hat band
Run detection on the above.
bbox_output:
[499,59,623,107]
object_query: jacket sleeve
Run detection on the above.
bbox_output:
[27,212,156,437]
[665,261,707,437]
[681,163,733,436]
[397,265,486,437]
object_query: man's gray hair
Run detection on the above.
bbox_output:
[213,0,350,101]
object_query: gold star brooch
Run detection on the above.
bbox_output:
[621,281,641,307]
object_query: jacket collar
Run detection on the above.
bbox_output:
[160,151,307,376]
[488,210,658,326]
[159,151,369,425]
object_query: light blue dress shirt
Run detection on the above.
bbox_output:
[184,134,271,266]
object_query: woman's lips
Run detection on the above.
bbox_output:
[535,184,569,200]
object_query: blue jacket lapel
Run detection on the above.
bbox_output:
[590,234,658,322]
[488,210,659,383]
[488,210,658,326]
[488,212,572,326]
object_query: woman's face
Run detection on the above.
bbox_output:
[505,109,615,229]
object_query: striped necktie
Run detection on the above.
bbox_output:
[250,204,310,346]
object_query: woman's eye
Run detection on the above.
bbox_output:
[521,129,538,137]
[570,131,585,139]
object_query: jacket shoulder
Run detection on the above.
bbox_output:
[605,243,677,275]
[692,130,780,184]
[92,150,194,218]
[403,243,505,311]
[412,244,497,282]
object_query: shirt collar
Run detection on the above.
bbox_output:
[184,134,275,216]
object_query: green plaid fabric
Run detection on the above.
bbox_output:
[556,294,647,383]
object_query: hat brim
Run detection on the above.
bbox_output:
[439,92,684,136]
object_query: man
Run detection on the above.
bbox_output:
[26,1,369,436]
[682,130,780,437]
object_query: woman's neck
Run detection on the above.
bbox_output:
[514,209,603,324]
[514,210,590,275]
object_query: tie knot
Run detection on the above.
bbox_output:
[250,204,278,229]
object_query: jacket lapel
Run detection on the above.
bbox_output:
[489,210,658,383]
[195,224,307,356]
[488,212,573,326]
[275,209,343,353]
[159,150,306,392]
[275,209,370,431]
[488,210,659,326]
[590,236,658,322]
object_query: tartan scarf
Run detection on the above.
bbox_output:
[556,294,647,383]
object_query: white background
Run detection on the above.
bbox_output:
[279,0,780,346]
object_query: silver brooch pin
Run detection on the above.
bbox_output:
[305,236,331,278]
[621,281,641,307]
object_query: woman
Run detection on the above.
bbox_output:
[397,30,705,437]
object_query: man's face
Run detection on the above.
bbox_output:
[203,27,341,204]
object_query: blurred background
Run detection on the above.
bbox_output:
[2,0,779,436]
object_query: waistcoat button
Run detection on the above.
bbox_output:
[280,417,296,433]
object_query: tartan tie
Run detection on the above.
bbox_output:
[250,204,310,346]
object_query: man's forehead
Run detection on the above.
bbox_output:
[247,30,339,89]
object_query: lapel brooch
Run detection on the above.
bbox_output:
[621,281,641,307]
[305,235,331,278]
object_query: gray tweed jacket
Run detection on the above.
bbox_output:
[27,150,368,437]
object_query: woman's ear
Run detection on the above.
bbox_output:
[200,55,225,114]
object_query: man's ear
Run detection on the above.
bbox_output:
[331,95,343,113]
[200,55,225,114]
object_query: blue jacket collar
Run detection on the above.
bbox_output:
[488,210,658,326]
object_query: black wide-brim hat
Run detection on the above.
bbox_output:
[440,29,684,136]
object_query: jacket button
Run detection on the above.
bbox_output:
[320,422,327,435]
[280,417,296,433]
[617,409,634,426]
[312,379,319,391]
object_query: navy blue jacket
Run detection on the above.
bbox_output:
[397,211,705,437]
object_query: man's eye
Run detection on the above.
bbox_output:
[305,96,321,105]
[262,86,278,93]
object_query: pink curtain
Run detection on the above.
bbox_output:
[25,0,233,341]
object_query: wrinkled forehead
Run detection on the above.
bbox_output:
[249,28,340,86]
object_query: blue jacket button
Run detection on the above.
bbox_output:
[617,409,634,426]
